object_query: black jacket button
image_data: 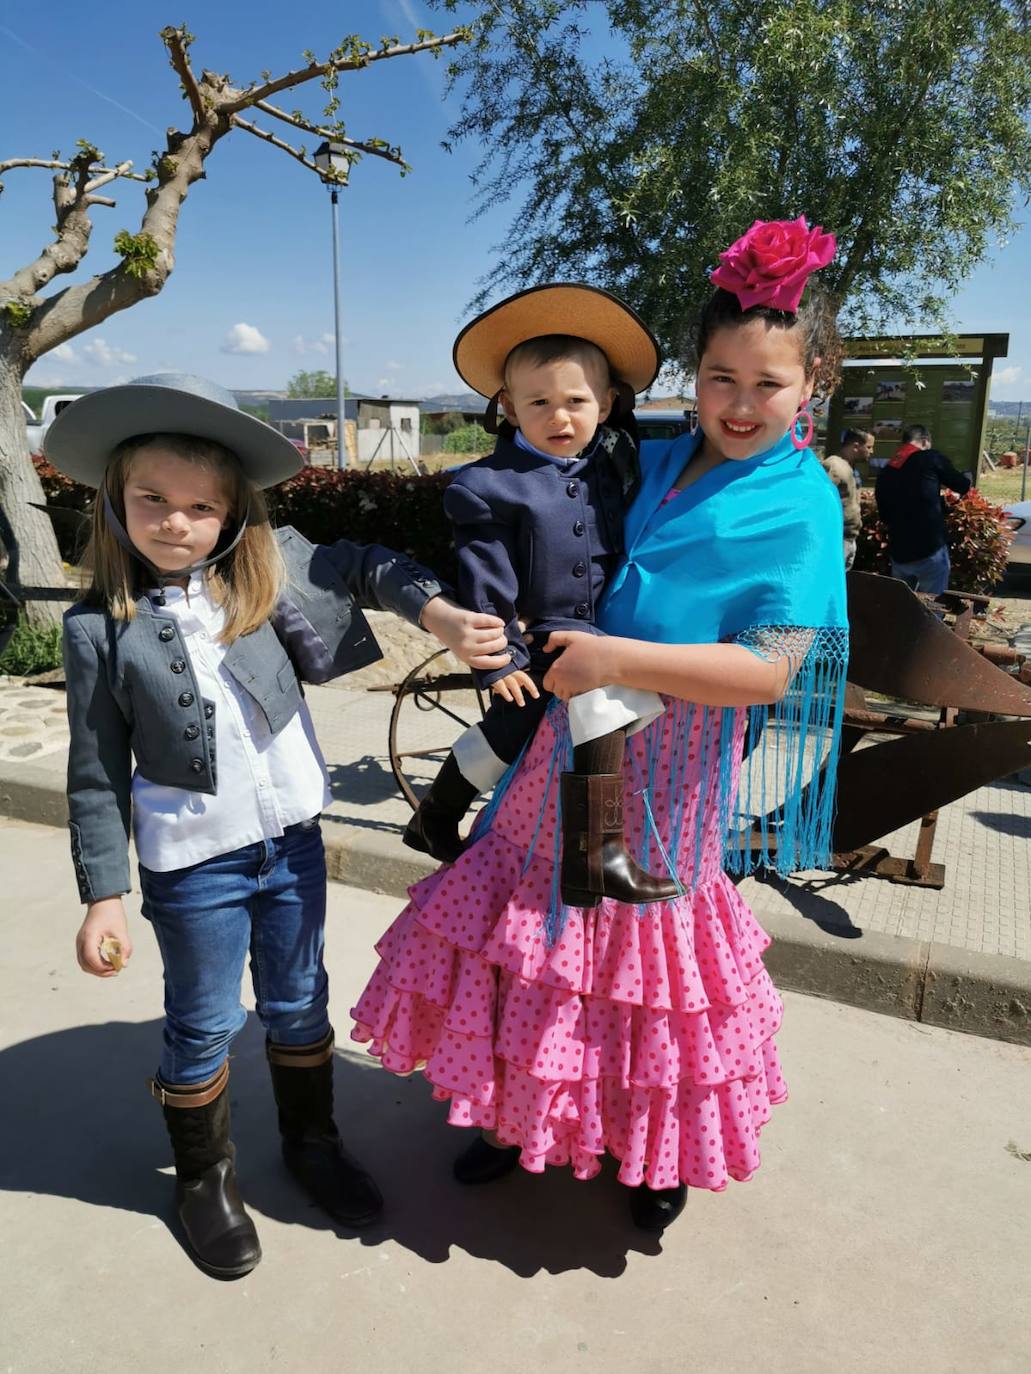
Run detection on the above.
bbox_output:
[170,659,186,674]
[159,626,175,642]
[178,691,194,707]
[184,724,200,741]
[574,603,589,618]
[573,561,587,577]
[204,703,215,719]
[573,520,585,536]
[566,481,578,497]
[189,758,204,773]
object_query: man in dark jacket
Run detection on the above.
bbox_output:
[875,424,971,594]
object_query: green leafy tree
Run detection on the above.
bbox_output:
[286,369,350,398]
[443,422,491,454]
[435,0,1031,366]
[0,22,467,625]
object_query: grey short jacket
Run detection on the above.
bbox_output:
[63,526,444,903]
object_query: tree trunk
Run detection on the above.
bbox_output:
[0,349,68,629]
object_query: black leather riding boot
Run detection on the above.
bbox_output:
[152,1061,261,1279]
[560,728,680,908]
[267,1030,383,1228]
[402,753,479,864]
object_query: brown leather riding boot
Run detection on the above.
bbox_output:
[560,729,680,908]
[151,1060,261,1280]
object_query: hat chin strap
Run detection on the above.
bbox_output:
[102,488,251,601]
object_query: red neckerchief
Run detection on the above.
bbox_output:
[889,442,921,469]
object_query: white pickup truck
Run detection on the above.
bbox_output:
[24,393,83,455]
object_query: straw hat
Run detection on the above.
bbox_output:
[453,283,661,398]
[45,373,303,489]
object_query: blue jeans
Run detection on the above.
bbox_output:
[140,820,329,1086]
[890,545,950,596]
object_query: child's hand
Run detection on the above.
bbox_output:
[541,631,613,700]
[490,669,540,708]
[420,596,510,670]
[76,898,133,978]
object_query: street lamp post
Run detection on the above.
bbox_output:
[313,141,350,470]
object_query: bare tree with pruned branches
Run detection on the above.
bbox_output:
[0,21,467,626]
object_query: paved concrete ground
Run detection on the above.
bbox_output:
[1,818,1030,1374]
[3,653,1031,1043]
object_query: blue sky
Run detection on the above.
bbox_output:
[3,1,1029,401]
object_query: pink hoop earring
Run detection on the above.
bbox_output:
[689,409,699,436]
[791,404,814,450]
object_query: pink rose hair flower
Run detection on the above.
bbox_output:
[710,216,836,314]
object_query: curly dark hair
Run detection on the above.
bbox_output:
[689,286,843,400]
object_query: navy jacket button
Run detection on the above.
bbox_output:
[178,691,194,707]
[184,724,200,741]
[574,603,589,618]
[159,626,174,642]
[170,659,186,674]
[189,758,204,773]
[573,520,585,536]
[573,561,587,577]
[566,481,578,497]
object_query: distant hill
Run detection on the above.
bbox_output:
[988,400,1029,417]
[420,392,486,412]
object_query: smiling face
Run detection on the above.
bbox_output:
[500,354,617,459]
[696,318,815,462]
[122,446,232,576]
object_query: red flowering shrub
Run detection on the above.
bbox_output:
[266,467,457,584]
[31,454,93,561]
[855,487,1012,592]
[29,456,460,579]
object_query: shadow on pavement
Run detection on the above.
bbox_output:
[749,872,863,939]
[0,1015,657,1278]
[971,809,1031,839]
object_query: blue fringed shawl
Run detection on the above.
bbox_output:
[472,425,849,936]
[599,426,849,877]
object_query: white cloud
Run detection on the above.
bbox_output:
[291,331,339,356]
[221,323,270,355]
[994,365,1022,388]
[52,343,79,364]
[385,359,402,371]
[82,338,137,367]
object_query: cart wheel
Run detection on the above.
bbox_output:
[388,649,487,809]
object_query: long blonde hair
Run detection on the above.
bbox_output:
[83,433,284,643]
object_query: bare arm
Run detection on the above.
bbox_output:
[541,631,795,707]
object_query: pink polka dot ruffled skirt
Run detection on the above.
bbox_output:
[350,702,787,1192]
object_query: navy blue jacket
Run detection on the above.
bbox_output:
[444,426,639,688]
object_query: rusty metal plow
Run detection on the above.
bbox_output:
[781,572,1031,887]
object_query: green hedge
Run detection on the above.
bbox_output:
[0,616,64,676]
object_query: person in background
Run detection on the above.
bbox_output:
[875,424,971,595]
[820,427,869,567]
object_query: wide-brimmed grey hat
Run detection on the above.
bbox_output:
[44,372,303,489]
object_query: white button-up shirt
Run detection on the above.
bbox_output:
[132,578,330,872]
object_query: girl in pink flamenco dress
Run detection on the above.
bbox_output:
[352,217,848,1232]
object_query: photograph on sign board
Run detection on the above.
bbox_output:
[876,379,907,403]
[942,379,976,404]
[873,417,903,440]
[844,394,874,416]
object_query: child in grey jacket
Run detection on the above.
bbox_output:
[47,373,505,1280]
